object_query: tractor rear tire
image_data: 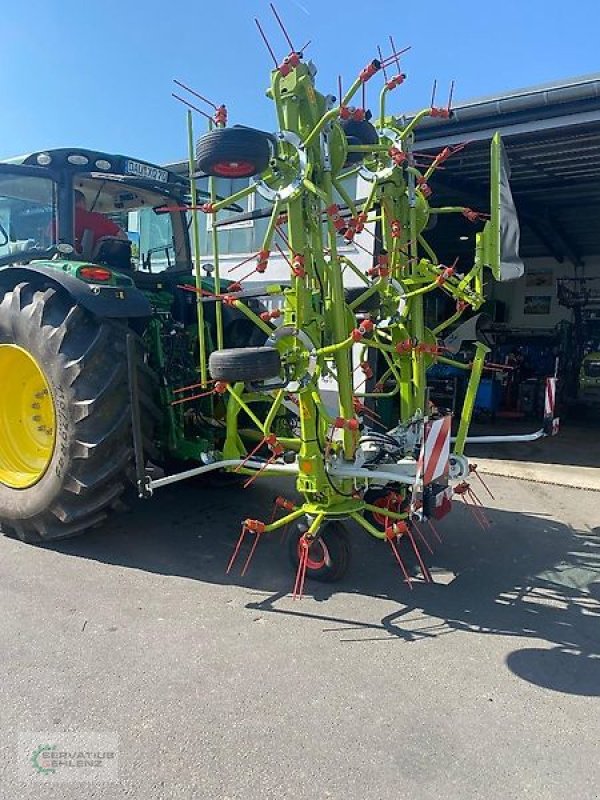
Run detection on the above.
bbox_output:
[196,127,272,178]
[287,522,351,583]
[209,346,281,383]
[0,282,158,544]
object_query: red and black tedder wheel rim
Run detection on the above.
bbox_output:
[364,488,408,532]
[288,522,351,583]
[297,537,330,571]
[212,160,257,178]
[371,494,401,528]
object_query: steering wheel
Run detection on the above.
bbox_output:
[0,244,58,268]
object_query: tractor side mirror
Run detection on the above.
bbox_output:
[482,132,524,281]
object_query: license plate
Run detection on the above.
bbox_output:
[125,160,169,183]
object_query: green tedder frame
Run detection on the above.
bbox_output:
[151,16,548,593]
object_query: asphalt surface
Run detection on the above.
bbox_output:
[1,473,599,799]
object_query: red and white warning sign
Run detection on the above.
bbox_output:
[544,376,560,435]
[422,415,452,485]
[411,415,452,519]
[544,376,556,418]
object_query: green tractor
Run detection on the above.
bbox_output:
[0,148,267,543]
[579,351,600,408]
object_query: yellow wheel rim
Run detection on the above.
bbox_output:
[0,344,56,489]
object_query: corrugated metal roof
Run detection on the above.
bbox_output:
[414,75,600,265]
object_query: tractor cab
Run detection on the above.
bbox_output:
[0,148,193,274]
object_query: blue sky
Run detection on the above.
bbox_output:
[2,0,598,165]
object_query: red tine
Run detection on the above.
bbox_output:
[173,379,215,394]
[473,468,495,500]
[270,2,295,51]
[467,488,492,528]
[171,94,212,121]
[171,388,214,406]
[173,79,218,110]
[255,18,278,66]
[406,527,432,582]
[381,44,411,69]
[241,532,261,576]
[274,242,293,267]
[226,524,248,574]
[292,538,309,600]
[386,531,413,589]
[426,518,443,543]
[447,79,455,111]
[234,437,267,473]
[430,79,437,108]
[461,492,489,530]
[228,251,259,273]
[377,45,389,82]
[275,224,291,247]
[242,453,277,489]
[389,35,401,71]
[412,521,434,554]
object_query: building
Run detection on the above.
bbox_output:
[415,73,600,412]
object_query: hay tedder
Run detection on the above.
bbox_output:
[0,8,559,593]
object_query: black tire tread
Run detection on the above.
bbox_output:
[0,281,157,543]
[196,127,271,178]
[209,346,281,383]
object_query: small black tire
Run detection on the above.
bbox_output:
[209,346,281,383]
[345,286,380,313]
[196,127,272,178]
[341,118,379,165]
[287,521,351,583]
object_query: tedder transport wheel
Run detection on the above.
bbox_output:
[0,282,158,544]
[196,127,272,178]
[288,522,351,583]
[341,117,379,165]
[209,346,281,383]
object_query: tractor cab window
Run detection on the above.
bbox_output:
[195,176,260,256]
[74,176,184,272]
[0,173,56,258]
[137,207,177,272]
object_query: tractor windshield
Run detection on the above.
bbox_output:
[583,360,600,379]
[0,173,56,259]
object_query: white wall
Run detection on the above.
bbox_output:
[207,238,372,288]
[490,256,600,330]
[205,174,374,288]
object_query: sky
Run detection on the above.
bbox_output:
[2,0,599,166]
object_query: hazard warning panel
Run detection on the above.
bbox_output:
[422,415,452,485]
[410,415,452,520]
[543,376,560,436]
